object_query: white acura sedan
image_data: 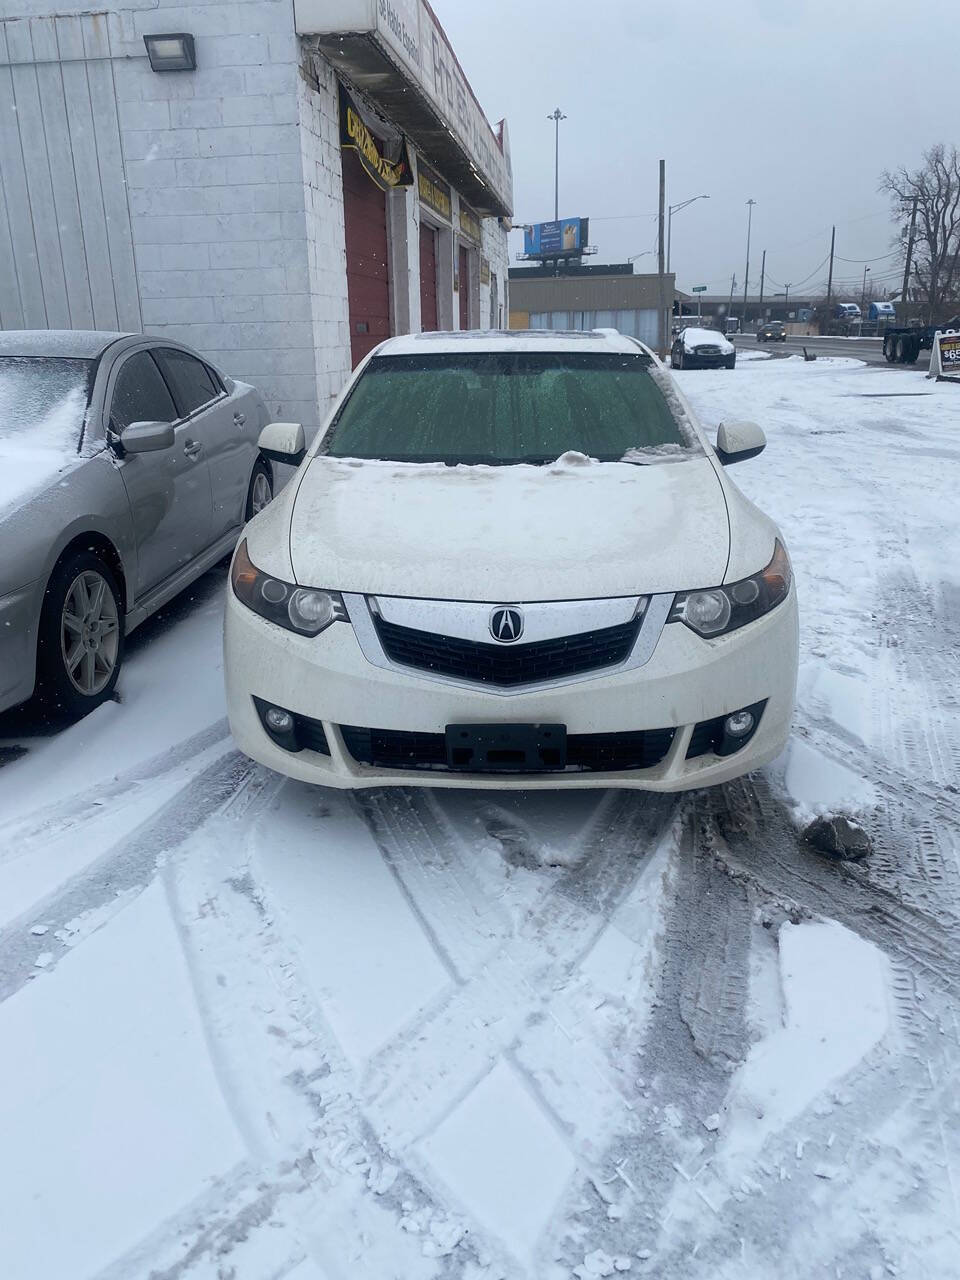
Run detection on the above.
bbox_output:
[224,330,797,790]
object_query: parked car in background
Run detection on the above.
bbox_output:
[757,320,787,342]
[672,326,737,369]
[225,330,796,791]
[834,302,861,323]
[0,331,276,720]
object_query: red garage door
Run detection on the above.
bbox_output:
[342,145,390,367]
[419,223,438,332]
[458,245,470,330]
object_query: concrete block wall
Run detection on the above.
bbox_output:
[109,0,323,429]
[297,55,351,413]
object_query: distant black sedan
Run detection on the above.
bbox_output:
[671,326,736,370]
[758,321,787,342]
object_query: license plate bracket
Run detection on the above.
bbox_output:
[445,723,567,772]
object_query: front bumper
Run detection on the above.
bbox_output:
[0,579,43,714]
[686,349,734,366]
[224,585,798,791]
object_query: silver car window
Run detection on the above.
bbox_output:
[154,348,220,417]
[110,352,178,431]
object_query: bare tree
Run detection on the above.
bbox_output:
[880,144,960,321]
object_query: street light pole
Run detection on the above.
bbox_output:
[547,108,566,221]
[742,198,756,327]
[666,194,709,275]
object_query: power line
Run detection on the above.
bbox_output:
[834,248,900,264]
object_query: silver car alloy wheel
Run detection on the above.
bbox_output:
[60,570,120,696]
[251,470,272,515]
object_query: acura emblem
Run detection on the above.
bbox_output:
[490,606,524,643]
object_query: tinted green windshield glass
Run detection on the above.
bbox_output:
[323,352,689,465]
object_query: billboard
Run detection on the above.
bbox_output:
[523,218,588,258]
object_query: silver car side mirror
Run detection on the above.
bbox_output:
[258,421,306,466]
[716,420,766,466]
[122,421,175,453]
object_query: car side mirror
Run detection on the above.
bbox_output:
[258,421,306,466]
[716,420,766,465]
[122,420,175,453]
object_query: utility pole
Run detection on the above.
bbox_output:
[657,158,667,358]
[900,194,919,310]
[784,283,791,310]
[728,272,737,326]
[758,249,766,318]
[826,225,836,312]
[547,108,566,221]
[742,198,756,327]
[860,265,871,332]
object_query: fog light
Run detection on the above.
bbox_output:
[724,710,755,737]
[265,706,294,733]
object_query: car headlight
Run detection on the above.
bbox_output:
[231,539,347,636]
[668,540,792,637]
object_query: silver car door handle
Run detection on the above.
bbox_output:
[233,411,246,426]
[183,439,203,458]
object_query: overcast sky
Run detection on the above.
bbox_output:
[433,0,957,299]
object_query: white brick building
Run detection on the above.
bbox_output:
[0,0,513,427]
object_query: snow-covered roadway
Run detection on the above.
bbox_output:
[1,355,958,1280]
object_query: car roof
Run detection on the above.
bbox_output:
[373,329,653,357]
[0,329,132,358]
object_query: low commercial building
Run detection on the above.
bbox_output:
[0,0,513,427]
[509,264,674,346]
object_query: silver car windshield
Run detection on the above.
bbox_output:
[0,357,93,447]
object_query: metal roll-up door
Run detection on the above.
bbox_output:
[341,145,390,367]
[458,245,470,330]
[419,223,438,332]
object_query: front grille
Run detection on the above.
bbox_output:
[373,615,641,687]
[340,725,446,769]
[340,725,674,773]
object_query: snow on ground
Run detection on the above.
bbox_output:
[1,356,959,1279]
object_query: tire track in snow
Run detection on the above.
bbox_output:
[648,1001,960,1280]
[0,748,255,1002]
[0,718,231,863]
[708,775,960,992]
[158,780,511,1280]
[551,812,754,1271]
[357,790,679,1158]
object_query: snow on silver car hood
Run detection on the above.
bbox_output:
[288,454,730,600]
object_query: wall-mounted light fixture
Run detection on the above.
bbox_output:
[143,33,196,72]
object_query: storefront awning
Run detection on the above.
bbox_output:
[294,0,513,220]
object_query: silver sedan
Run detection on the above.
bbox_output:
[0,330,276,720]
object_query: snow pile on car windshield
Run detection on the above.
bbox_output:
[323,351,701,466]
[681,327,734,353]
[0,358,92,514]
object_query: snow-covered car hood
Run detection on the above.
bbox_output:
[0,438,80,522]
[287,454,731,600]
[682,327,734,354]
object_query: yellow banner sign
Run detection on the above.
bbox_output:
[339,82,412,191]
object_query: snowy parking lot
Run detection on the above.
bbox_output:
[2,354,959,1280]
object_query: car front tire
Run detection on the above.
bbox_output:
[36,550,125,722]
[245,458,273,520]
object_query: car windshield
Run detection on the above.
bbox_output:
[0,357,93,447]
[322,351,693,465]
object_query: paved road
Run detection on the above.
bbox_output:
[733,333,910,367]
